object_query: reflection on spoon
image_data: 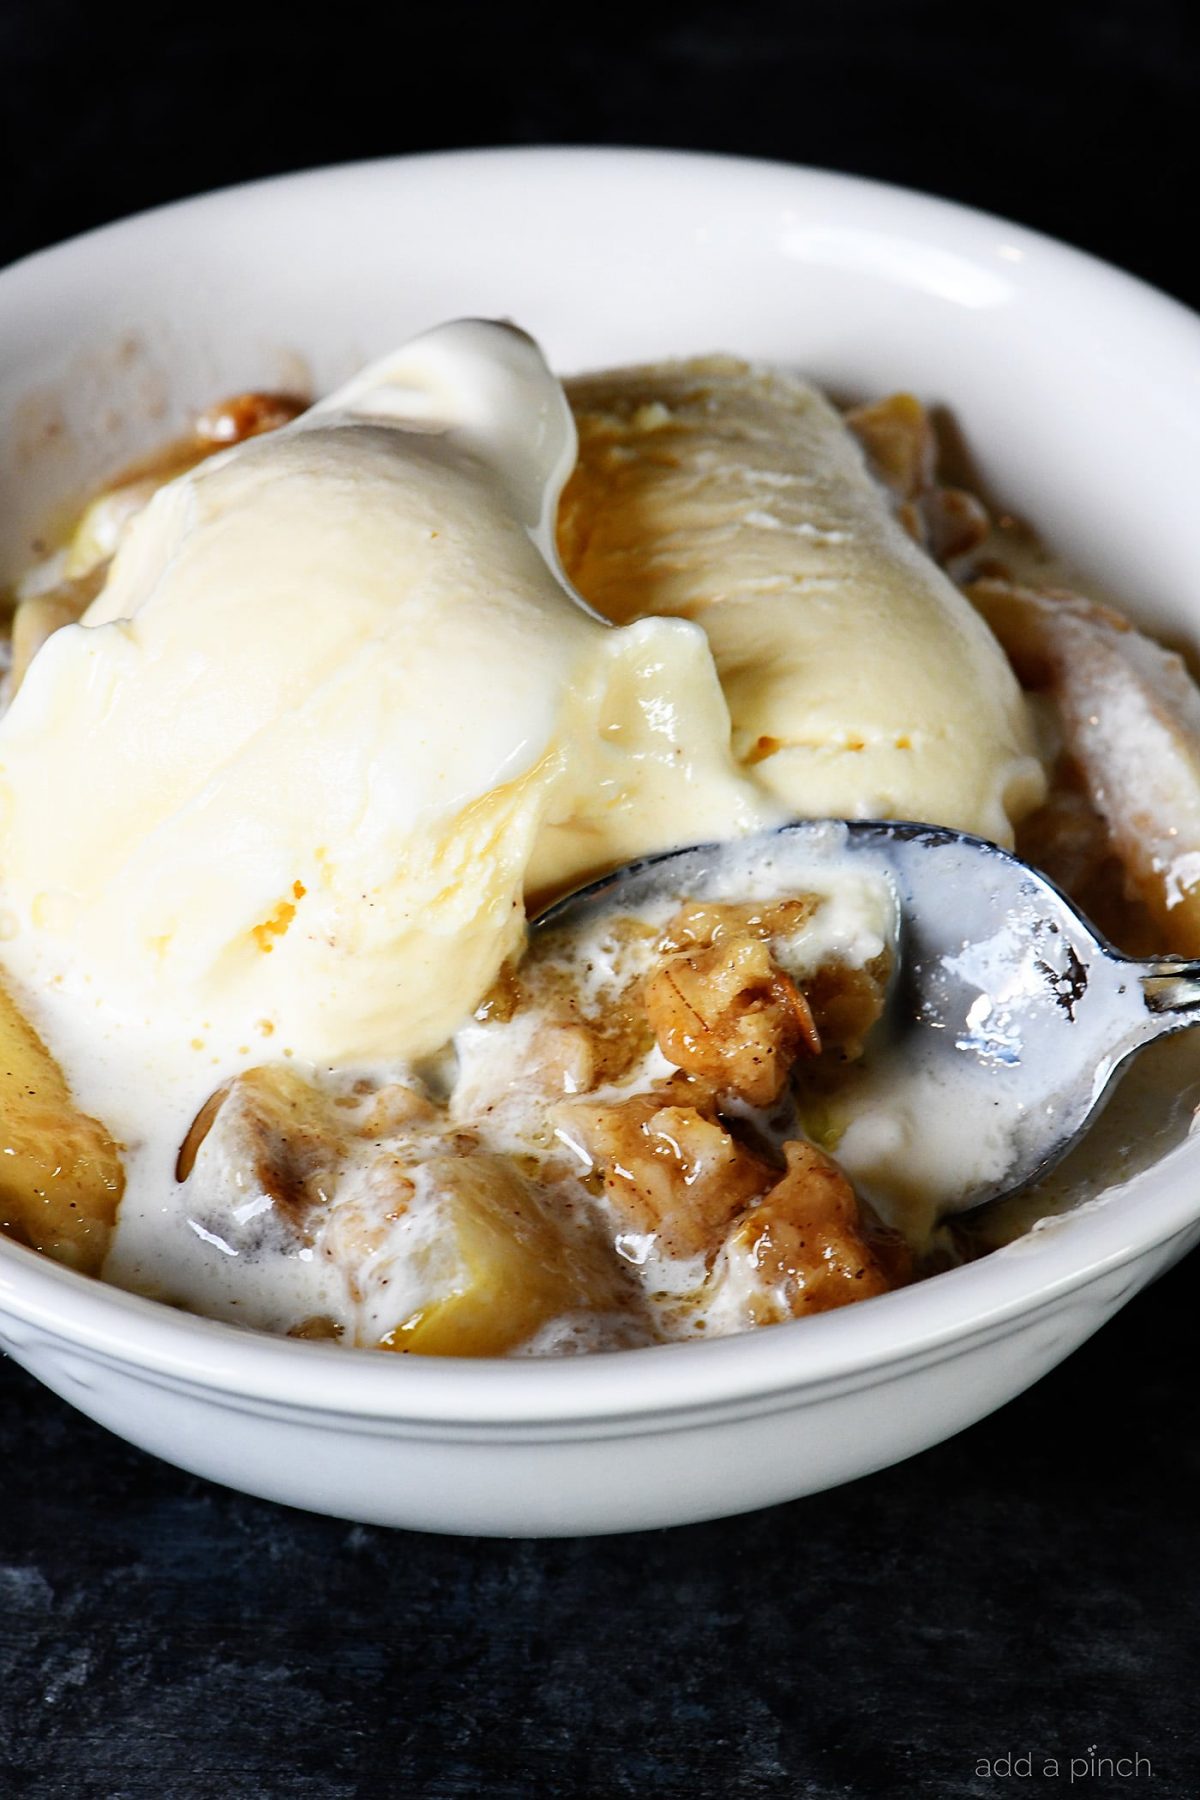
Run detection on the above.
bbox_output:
[537,821,1200,1222]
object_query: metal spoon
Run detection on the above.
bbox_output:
[536,820,1200,1218]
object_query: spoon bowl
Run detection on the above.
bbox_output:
[537,820,1200,1218]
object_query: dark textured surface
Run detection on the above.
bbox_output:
[0,0,1198,305]
[2,1255,1198,1798]
[2,2,1199,1794]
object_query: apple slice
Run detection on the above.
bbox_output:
[380,1154,626,1357]
[0,982,124,1273]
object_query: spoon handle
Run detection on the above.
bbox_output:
[1138,958,1200,1028]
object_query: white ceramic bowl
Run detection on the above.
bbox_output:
[2,148,1199,1537]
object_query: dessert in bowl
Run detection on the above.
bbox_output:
[0,148,1198,1535]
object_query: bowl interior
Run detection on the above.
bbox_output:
[4,150,1200,634]
[1,147,1199,1413]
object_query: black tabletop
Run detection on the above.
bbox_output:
[2,4,1199,1795]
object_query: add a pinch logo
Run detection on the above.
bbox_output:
[975,1747,1155,1781]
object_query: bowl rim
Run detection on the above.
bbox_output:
[8,141,1200,349]
[2,144,1199,1430]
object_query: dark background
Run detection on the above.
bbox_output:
[2,2,1198,1795]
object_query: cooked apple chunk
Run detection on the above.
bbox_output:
[971,577,1200,956]
[845,391,989,562]
[177,1064,345,1229]
[644,932,820,1106]
[656,896,820,952]
[714,1140,909,1323]
[797,954,892,1066]
[568,1081,775,1259]
[651,894,890,1069]
[0,981,124,1273]
[378,1154,631,1357]
[844,392,937,502]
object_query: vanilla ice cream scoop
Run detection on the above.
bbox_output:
[560,357,1045,843]
[0,322,762,1069]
